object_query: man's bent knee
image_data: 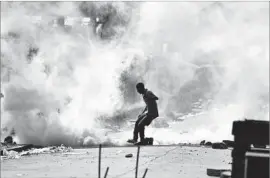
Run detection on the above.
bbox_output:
[138,115,153,127]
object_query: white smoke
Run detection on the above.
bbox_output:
[1,2,269,146]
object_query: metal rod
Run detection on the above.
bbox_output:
[142,168,148,178]
[98,144,102,178]
[103,167,109,178]
[135,146,141,178]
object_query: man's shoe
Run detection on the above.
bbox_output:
[127,139,137,144]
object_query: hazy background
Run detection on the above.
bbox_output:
[1,2,269,146]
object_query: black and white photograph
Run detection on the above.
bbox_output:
[1,1,269,178]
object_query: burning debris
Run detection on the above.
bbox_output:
[1,144,73,160]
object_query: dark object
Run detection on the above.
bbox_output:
[206,168,230,177]
[205,142,212,146]
[135,137,154,145]
[135,146,140,178]
[220,171,231,178]
[98,144,101,178]
[231,120,269,178]
[125,153,133,158]
[200,140,206,145]
[142,168,148,178]
[145,137,154,145]
[232,120,269,146]
[212,142,228,149]
[103,167,109,178]
[4,136,13,144]
[223,140,235,148]
[244,151,269,178]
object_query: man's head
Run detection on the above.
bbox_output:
[136,82,145,94]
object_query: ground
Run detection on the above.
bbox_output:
[1,146,231,178]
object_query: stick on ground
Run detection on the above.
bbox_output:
[142,168,148,178]
[135,146,141,178]
[103,167,109,178]
[98,144,102,178]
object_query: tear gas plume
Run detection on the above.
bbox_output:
[1,2,268,146]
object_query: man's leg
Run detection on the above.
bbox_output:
[133,120,139,141]
[137,115,153,142]
[139,125,145,142]
[131,115,144,142]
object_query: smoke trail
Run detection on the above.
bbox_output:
[1,2,269,146]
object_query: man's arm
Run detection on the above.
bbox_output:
[142,106,147,114]
[139,106,148,118]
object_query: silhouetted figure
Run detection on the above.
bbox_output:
[128,83,159,144]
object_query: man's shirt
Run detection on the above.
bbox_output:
[143,89,159,118]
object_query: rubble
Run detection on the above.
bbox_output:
[1,144,73,160]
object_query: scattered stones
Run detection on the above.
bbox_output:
[125,153,133,158]
[212,142,228,149]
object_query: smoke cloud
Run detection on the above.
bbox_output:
[1,2,269,146]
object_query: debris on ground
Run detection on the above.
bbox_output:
[1,144,73,160]
[125,153,133,158]
[1,143,42,155]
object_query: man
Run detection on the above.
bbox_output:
[128,83,159,145]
